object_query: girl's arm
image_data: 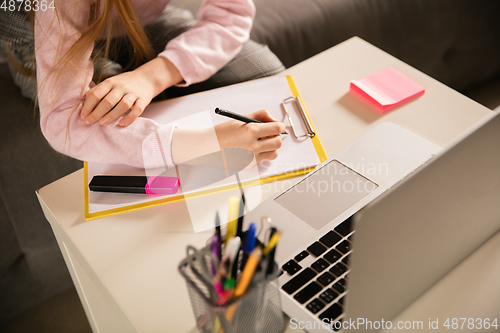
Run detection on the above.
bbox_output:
[36,1,281,170]
[81,0,255,126]
[35,2,179,169]
[158,0,256,86]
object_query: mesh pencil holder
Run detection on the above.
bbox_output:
[178,249,284,333]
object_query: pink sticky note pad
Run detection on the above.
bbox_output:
[350,67,425,113]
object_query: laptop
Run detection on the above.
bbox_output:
[244,112,500,332]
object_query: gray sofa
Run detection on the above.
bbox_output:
[1,0,499,323]
[251,0,500,92]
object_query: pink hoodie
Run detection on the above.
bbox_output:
[35,0,255,169]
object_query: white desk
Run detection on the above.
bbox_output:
[37,37,496,333]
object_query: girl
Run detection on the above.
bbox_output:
[2,0,286,169]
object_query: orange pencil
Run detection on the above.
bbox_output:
[233,247,262,298]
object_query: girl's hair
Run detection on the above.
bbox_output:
[9,0,155,98]
[53,0,155,85]
[22,0,155,150]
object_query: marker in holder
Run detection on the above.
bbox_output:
[178,246,284,333]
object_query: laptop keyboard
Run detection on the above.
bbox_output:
[281,216,354,331]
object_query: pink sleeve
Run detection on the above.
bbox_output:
[34,2,176,170]
[158,0,256,86]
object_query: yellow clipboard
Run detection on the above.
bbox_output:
[84,75,327,220]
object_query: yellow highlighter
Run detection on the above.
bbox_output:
[225,197,240,245]
[263,232,281,255]
[233,247,262,298]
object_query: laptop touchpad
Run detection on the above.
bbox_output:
[275,160,378,230]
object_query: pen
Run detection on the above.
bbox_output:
[241,223,256,269]
[215,212,222,261]
[236,194,245,239]
[265,227,277,276]
[228,242,239,281]
[231,195,245,280]
[215,108,288,134]
[224,277,235,291]
[226,197,240,245]
[233,247,262,298]
[211,234,220,276]
[263,231,281,255]
[218,236,241,279]
[216,290,232,306]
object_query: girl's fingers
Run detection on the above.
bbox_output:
[214,109,286,164]
[99,94,137,126]
[81,82,112,120]
[256,121,286,138]
[246,109,276,123]
[256,150,279,163]
[85,89,123,125]
[256,135,282,153]
[246,109,274,122]
[119,99,146,127]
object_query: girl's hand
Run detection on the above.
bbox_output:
[80,71,154,127]
[171,110,286,166]
[214,110,286,163]
[80,57,181,127]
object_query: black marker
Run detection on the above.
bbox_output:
[89,175,179,195]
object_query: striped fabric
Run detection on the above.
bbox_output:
[0,9,36,99]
